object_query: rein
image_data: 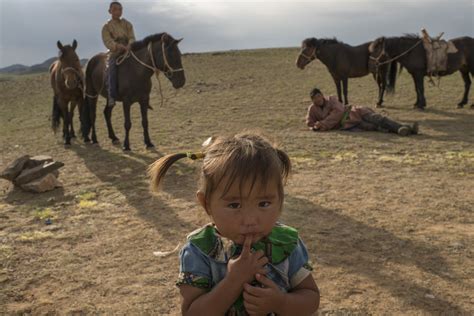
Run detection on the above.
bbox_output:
[370,39,423,66]
[112,34,183,106]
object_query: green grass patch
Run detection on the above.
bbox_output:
[33,207,54,220]
[18,231,54,242]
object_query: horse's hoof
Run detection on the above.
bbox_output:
[123,144,131,151]
[375,104,384,108]
[146,143,155,149]
[456,104,464,109]
[112,138,120,145]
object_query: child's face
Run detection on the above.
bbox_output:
[198,176,282,245]
[109,4,123,19]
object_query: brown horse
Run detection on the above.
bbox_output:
[50,40,85,145]
[296,37,395,106]
[81,33,185,151]
[369,35,474,109]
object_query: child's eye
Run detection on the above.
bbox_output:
[227,203,240,209]
[259,201,271,208]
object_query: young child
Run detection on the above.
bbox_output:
[148,132,320,315]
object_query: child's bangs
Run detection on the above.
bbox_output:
[213,151,283,199]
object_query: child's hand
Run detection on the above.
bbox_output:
[243,273,285,315]
[227,235,268,285]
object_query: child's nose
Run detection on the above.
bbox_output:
[241,211,258,228]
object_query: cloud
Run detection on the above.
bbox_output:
[0,0,472,67]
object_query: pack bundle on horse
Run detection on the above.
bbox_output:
[82,32,185,151]
[50,40,85,145]
[296,38,396,107]
[369,33,474,109]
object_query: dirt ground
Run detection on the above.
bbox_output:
[1,48,473,315]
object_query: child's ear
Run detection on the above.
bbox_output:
[196,190,209,214]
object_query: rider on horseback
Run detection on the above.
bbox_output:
[101,1,136,107]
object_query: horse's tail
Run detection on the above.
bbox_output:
[386,61,398,94]
[81,96,91,138]
[51,95,62,133]
[80,57,96,137]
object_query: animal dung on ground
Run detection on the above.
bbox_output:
[0,155,64,193]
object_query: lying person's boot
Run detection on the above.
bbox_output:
[410,122,419,135]
[397,125,411,136]
[379,117,411,136]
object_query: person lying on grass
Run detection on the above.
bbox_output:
[306,87,418,136]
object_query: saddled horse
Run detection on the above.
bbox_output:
[369,35,474,109]
[296,37,395,107]
[82,32,185,151]
[50,40,85,145]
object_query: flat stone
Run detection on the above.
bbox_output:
[0,155,30,181]
[14,161,64,185]
[24,155,54,169]
[20,173,63,193]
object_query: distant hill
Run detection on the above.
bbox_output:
[0,58,88,75]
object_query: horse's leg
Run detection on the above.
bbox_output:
[457,70,471,108]
[103,104,120,144]
[342,78,349,105]
[69,101,76,138]
[139,98,154,149]
[376,75,386,107]
[59,97,72,145]
[89,97,99,144]
[417,75,426,108]
[333,77,343,103]
[411,74,422,109]
[122,101,133,151]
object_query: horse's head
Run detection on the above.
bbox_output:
[154,33,186,88]
[57,40,82,90]
[296,38,319,69]
[368,37,388,65]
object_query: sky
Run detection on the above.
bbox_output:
[0,0,472,67]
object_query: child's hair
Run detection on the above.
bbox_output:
[310,88,322,98]
[148,131,291,206]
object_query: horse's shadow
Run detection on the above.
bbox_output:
[70,144,199,238]
[282,195,467,314]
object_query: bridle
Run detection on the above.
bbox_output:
[121,34,184,79]
[298,47,317,62]
[60,66,84,90]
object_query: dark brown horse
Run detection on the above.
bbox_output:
[296,38,395,106]
[50,40,85,145]
[82,33,185,151]
[369,35,474,109]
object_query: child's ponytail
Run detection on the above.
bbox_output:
[148,152,205,193]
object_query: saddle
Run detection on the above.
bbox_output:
[421,28,458,78]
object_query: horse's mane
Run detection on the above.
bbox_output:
[303,37,345,47]
[382,34,421,51]
[319,38,344,45]
[130,33,171,51]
